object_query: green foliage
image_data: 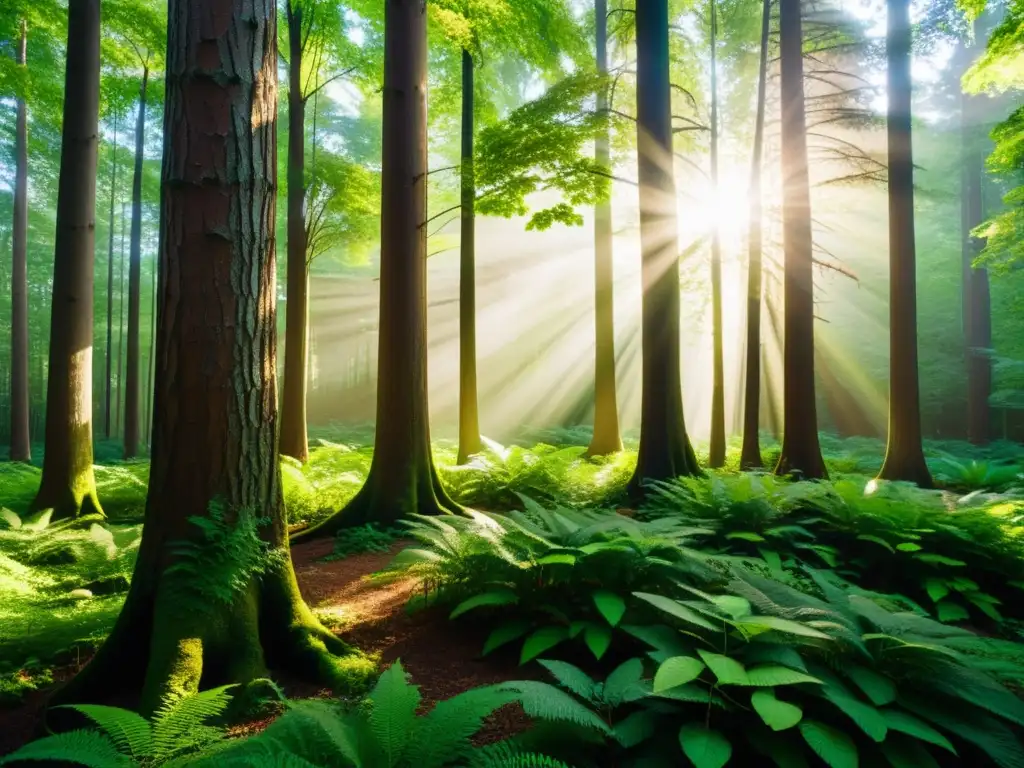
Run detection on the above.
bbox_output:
[324,523,402,560]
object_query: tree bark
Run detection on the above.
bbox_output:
[457,47,482,465]
[877,0,932,487]
[279,0,310,463]
[587,0,622,458]
[10,19,31,464]
[773,0,826,480]
[116,203,126,437]
[294,0,459,538]
[740,0,770,471]
[708,0,725,468]
[105,113,118,441]
[146,243,157,448]
[56,0,362,714]
[124,69,149,460]
[627,0,701,495]
[30,0,104,519]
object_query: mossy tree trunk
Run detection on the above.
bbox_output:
[279,0,310,464]
[31,0,103,519]
[458,47,482,465]
[740,0,771,471]
[10,18,31,464]
[293,0,459,539]
[708,0,725,469]
[587,0,623,458]
[57,0,359,715]
[773,0,826,480]
[627,0,701,496]
[124,67,148,460]
[877,0,932,487]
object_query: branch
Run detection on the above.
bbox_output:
[303,65,360,104]
[428,215,460,239]
[421,204,462,228]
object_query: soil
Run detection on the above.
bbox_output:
[0,537,535,757]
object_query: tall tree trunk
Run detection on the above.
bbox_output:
[294,0,459,538]
[457,47,482,465]
[105,113,118,441]
[962,25,991,446]
[877,0,932,487]
[708,0,725,468]
[116,203,126,437]
[56,0,361,714]
[773,0,826,480]
[30,0,104,519]
[146,248,157,447]
[587,0,623,457]
[10,19,31,463]
[628,0,701,495]
[280,0,310,463]
[740,0,771,470]
[124,69,149,460]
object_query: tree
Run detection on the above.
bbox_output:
[459,45,480,463]
[773,0,827,480]
[294,0,461,537]
[740,0,771,470]
[30,0,104,519]
[876,0,932,486]
[628,0,702,494]
[103,111,118,442]
[9,18,30,463]
[57,0,361,714]
[708,0,725,468]
[588,0,623,457]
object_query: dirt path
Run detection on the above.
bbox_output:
[0,538,531,756]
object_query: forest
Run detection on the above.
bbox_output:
[0,0,1022,764]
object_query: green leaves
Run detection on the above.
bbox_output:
[592,590,626,626]
[634,592,719,631]
[653,656,706,692]
[751,690,803,731]
[697,651,748,686]
[679,724,732,768]
[799,720,858,768]
[520,626,569,664]
[449,589,519,619]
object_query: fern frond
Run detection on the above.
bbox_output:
[367,661,420,767]
[0,729,130,768]
[151,684,236,758]
[496,681,610,735]
[55,704,153,760]
[253,700,361,765]
[413,685,521,768]
[466,741,572,768]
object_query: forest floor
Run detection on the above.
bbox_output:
[0,537,531,756]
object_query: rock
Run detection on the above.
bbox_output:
[66,589,94,600]
[82,574,130,596]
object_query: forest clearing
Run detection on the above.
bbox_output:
[1,0,1023,765]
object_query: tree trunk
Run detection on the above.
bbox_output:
[56,0,362,715]
[708,0,725,468]
[146,245,157,448]
[457,47,482,465]
[294,0,459,538]
[279,0,310,463]
[116,203,126,437]
[962,33,991,446]
[628,0,701,495]
[587,0,622,458]
[105,113,118,441]
[773,0,826,480]
[877,0,931,487]
[10,19,31,464]
[740,0,770,471]
[30,0,103,519]
[124,69,149,460]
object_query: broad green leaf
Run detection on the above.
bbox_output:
[881,709,956,753]
[679,723,732,768]
[537,553,576,566]
[752,689,803,731]
[613,710,659,748]
[820,687,887,742]
[857,535,894,552]
[800,720,858,768]
[914,553,966,567]
[880,736,940,768]
[697,651,748,685]
[758,547,783,573]
[845,666,896,706]
[726,531,766,542]
[935,600,970,623]
[731,615,831,640]
[924,579,950,603]
[603,658,648,706]
[745,666,822,687]
[482,620,532,656]
[896,542,922,552]
[520,626,569,664]
[583,623,613,660]
[592,590,627,626]
[634,592,719,631]
[711,595,751,618]
[654,656,706,692]
[450,589,518,619]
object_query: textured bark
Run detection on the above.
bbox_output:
[10,19,31,463]
[774,0,826,480]
[708,0,725,469]
[57,0,363,714]
[30,0,103,519]
[116,204,126,436]
[587,0,622,458]
[104,113,118,441]
[628,0,701,495]
[457,47,482,465]
[740,0,770,471]
[279,0,310,463]
[294,0,459,538]
[146,247,157,447]
[124,69,149,460]
[877,0,931,487]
